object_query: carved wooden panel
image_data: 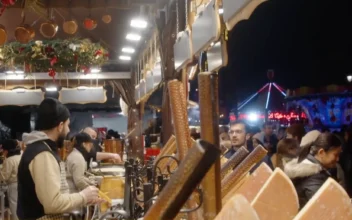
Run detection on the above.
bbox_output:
[59,87,106,104]
[135,85,140,101]
[145,70,154,93]
[174,30,193,71]
[207,41,228,72]
[222,0,267,30]
[191,0,221,55]
[0,89,43,106]
[139,79,146,98]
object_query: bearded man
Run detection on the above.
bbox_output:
[17,98,101,220]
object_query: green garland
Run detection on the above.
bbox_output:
[0,39,109,74]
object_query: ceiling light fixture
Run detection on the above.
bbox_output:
[46,87,58,92]
[122,47,135,53]
[119,55,131,61]
[12,88,26,93]
[131,19,147,28]
[90,68,101,73]
[6,70,24,74]
[126,33,141,41]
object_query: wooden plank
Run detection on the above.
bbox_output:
[251,168,299,220]
[10,0,155,8]
[294,178,352,220]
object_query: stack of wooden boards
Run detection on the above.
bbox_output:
[155,133,352,219]
[217,162,352,220]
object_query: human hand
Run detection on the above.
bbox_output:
[110,153,122,163]
[89,197,106,205]
[80,186,99,204]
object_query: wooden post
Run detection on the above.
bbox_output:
[160,6,177,144]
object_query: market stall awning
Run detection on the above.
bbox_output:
[145,83,164,109]
[145,82,199,110]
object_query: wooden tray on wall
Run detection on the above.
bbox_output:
[174,30,193,71]
[191,0,221,56]
[222,0,267,30]
[207,41,228,72]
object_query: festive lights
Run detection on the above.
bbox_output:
[268,112,307,120]
[230,111,307,121]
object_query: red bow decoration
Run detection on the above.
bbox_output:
[81,66,90,75]
[25,63,31,73]
[45,46,54,54]
[0,0,16,16]
[48,68,56,81]
[94,50,102,56]
[50,56,58,66]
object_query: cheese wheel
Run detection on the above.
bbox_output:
[224,163,272,204]
[294,178,352,220]
[251,168,299,220]
[215,194,259,220]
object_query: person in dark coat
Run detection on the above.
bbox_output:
[284,133,342,209]
[251,132,274,171]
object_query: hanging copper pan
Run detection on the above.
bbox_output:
[63,19,78,35]
[40,20,58,39]
[0,24,7,45]
[83,18,97,31]
[15,24,35,44]
[102,14,112,24]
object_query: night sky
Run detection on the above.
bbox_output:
[217,0,352,111]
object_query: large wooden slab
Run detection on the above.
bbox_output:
[215,194,259,220]
[221,145,267,198]
[294,178,352,220]
[223,163,272,204]
[251,168,299,220]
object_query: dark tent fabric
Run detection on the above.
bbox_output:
[146,83,164,109]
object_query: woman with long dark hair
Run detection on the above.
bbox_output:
[0,139,22,220]
[284,133,342,209]
[66,133,95,193]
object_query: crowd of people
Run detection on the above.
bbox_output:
[0,97,351,218]
[0,98,122,220]
[218,120,349,209]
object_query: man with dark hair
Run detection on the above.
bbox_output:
[224,120,251,158]
[82,127,121,164]
[262,122,278,155]
[17,98,102,219]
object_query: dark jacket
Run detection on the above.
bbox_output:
[17,139,61,219]
[284,155,330,209]
[18,131,85,219]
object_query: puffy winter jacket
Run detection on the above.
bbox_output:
[284,154,331,209]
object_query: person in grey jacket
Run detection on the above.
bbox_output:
[284,133,342,209]
[66,133,95,193]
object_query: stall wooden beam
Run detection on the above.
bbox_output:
[10,0,155,8]
[0,80,107,90]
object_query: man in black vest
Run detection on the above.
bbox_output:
[17,98,101,219]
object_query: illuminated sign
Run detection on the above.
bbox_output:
[230,112,307,121]
[268,112,307,120]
